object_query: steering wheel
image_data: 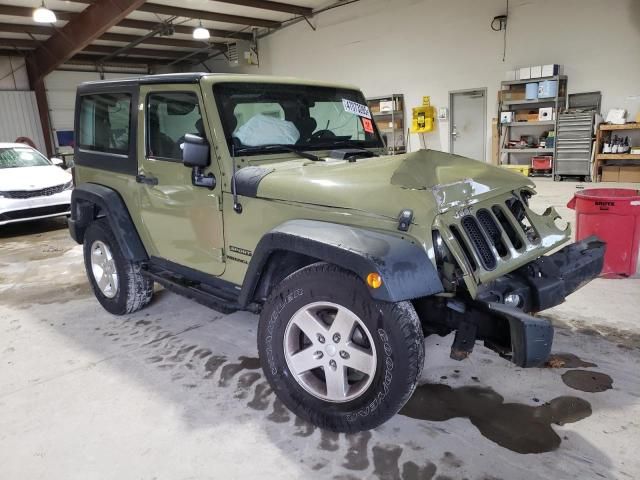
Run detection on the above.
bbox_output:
[309,129,336,140]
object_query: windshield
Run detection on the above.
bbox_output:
[0,147,50,169]
[213,82,384,156]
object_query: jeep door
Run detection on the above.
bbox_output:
[136,84,225,276]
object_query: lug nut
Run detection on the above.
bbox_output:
[317,333,325,344]
[332,333,341,343]
[339,350,349,359]
[314,350,324,360]
[329,359,337,370]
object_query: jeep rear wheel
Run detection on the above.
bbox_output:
[257,262,424,432]
[83,219,154,315]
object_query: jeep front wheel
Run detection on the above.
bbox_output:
[83,219,154,315]
[257,262,424,432]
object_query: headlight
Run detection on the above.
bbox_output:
[432,230,452,266]
[63,180,74,191]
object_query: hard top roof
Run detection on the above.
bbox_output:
[77,73,360,92]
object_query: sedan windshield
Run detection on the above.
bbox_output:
[213,82,385,156]
[0,147,50,169]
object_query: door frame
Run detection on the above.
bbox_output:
[448,87,487,161]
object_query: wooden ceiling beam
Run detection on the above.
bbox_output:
[210,0,312,16]
[70,0,280,28]
[26,0,147,81]
[0,6,253,41]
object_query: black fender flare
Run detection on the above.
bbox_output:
[68,183,148,262]
[238,219,443,306]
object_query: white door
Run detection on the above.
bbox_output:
[450,89,486,161]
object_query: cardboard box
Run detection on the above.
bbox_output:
[538,107,553,121]
[505,70,517,81]
[502,89,526,101]
[379,100,394,113]
[542,64,560,77]
[519,67,531,80]
[619,166,640,183]
[515,110,539,122]
[601,166,620,182]
[500,111,514,123]
[530,65,542,78]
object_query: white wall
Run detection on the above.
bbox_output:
[242,0,640,158]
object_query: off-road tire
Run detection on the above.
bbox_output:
[257,262,425,432]
[83,219,153,315]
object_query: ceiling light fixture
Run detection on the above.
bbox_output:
[33,1,57,23]
[192,21,210,40]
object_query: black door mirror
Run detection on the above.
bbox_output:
[182,134,210,168]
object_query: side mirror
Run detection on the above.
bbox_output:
[183,134,215,190]
[182,134,210,168]
[51,157,64,167]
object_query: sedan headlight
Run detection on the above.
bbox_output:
[63,180,74,191]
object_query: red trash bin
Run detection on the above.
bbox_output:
[567,188,640,277]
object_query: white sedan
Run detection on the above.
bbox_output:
[0,143,73,226]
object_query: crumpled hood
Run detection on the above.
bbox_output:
[256,149,534,224]
[0,165,71,191]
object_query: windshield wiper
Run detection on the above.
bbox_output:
[234,144,323,162]
[310,140,380,156]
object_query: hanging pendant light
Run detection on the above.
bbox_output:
[192,20,210,40]
[33,1,57,23]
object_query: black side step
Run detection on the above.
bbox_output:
[142,268,240,314]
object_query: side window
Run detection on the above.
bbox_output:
[147,92,203,161]
[79,93,131,155]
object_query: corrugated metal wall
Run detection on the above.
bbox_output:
[0,91,46,153]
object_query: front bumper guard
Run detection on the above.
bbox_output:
[472,236,606,367]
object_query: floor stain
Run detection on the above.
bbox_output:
[400,383,592,454]
[320,430,340,452]
[294,416,316,438]
[342,431,372,471]
[247,381,272,410]
[203,355,227,379]
[234,371,262,399]
[372,445,403,480]
[219,356,260,387]
[440,451,462,468]
[562,370,613,393]
[401,460,437,480]
[267,398,291,423]
[546,353,597,368]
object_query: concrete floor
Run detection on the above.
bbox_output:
[1,179,639,480]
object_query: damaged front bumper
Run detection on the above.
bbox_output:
[478,236,606,367]
[476,235,606,313]
[420,236,606,367]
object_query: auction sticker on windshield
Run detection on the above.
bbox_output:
[342,99,371,119]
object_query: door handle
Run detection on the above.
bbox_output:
[136,174,158,186]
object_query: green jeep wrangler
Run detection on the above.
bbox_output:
[69,73,604,432]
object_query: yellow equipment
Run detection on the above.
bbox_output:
[411,96,435,133]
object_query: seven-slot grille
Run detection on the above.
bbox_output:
[2,183,68,199]
[449,198,535,272]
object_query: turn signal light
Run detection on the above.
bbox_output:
[366,273,382,289]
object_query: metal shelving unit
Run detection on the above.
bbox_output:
[367,94,405,155]
[498,75,568,177]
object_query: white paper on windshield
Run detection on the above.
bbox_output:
[233,114,300,147]
[342,99,371,119]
